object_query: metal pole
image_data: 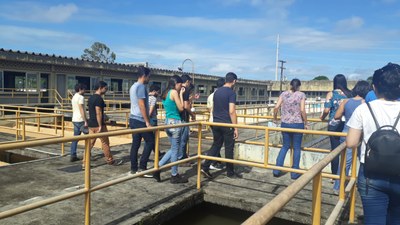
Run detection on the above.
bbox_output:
[279,60,286,94]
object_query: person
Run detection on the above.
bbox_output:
[148,84,161,126]
[272,79,307,179]
[346,63,400,224]
[153,75,188,183]
[129,66,155,176]
[332,80,369,192]
[147,84,164,157]
[83,81,121,169]
[70,83,88,162]
[201,72,241,179]
[206,77,225,170]
[320,74,353,175]
[179,74,196,161]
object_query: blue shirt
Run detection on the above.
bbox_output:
[130,82,149,122]
[213,86,236,123]
[365,90,377,103]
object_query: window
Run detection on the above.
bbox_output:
[15,75,26,91]
[211,86,217,94]
[123,79,130,93]
[238,87,244,96]
[67,75,76,90]
[26,73,38,92]
[91,77,100,90]
[198,85,206,94]
[259,89,265,96]
[0,71,3,90]
[251,88,257,96]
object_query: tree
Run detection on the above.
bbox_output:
[81,42,116,63]
[312,75,329,81]
[367,76,373,82]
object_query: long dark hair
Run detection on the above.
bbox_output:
[162,75,183,100]
[333,74,352,97]
[290,78,301,92]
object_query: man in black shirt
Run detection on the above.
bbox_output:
[83,81,121,169]
[179,74,196,160]
[201,72,241,179]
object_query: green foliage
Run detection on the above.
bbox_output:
[367,76,373,81]
[312,75,329,81]
[81,42,116,63]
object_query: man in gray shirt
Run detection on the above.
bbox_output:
[129,66,154,176]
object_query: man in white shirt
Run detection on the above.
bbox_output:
[206,78,225,170]
[70,83,88,162]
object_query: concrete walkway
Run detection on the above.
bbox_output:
[0,129,362,225]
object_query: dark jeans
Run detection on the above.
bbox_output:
[70,121,84,157]
[328,121,344,175]
[179,124,190,159]
[273,122,304,179]
[129,118,155,171]
[202,126,235,176]
[358,164,400,224]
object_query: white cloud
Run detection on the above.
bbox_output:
[0,2,78,23]
[0,25,91,51]
[335,16,364,32]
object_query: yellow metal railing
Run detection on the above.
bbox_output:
[0,121,355,225]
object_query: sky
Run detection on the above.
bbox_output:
[1,0,400,81]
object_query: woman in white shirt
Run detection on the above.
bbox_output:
[347,63,400,224]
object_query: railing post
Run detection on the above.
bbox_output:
[339,150,346,200]
[125,112,129,128]
[61,115,65,155]
[312,172,322,225]
[154,129,160,170]
[264,128,269,167]
[84,139,91,225]
[22,119,26,141]
[54,116,58,134]
[244,109,247,124]
[197,123,203,190]
[349,147,358,223]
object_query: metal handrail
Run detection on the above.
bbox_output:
[0,121,355,225]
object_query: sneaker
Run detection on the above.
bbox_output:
[227,172,243,179]
[170,174,188,184]
[109,159,124,166]
[201,169,213,179]
[70,156,80,162]
[210,163,223,171]
[136,169,153,178]
[153,171,161,182]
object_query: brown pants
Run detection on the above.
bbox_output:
[82,125,113,165]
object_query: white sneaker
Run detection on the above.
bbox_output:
[210,164,223,171]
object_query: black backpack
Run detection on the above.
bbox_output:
[364,102,400,177]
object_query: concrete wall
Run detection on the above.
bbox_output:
[234,121,333,173]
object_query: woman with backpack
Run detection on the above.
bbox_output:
[273,79,308,180]
[320,74,353,176]
[332,80,370,193]
[347,63,400,224]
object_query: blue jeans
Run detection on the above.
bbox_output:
[129,118,155,171]
[71,121,84,157]
[334,127,354,191]
[179,124,190,159]
[358,164,400,225]
[159,118,182,176]
[273,122,304,179]
[328,121,345,175]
